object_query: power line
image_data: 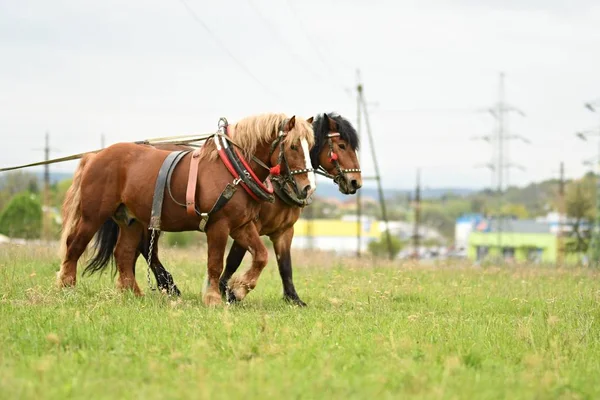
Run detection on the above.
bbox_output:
[178,0,281,101]
[374,107,489,114]
[246,0,323,82]
[285,0,351,96]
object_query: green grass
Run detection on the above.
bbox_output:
[1,244,599,399]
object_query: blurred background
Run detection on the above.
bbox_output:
[1,0,600,264]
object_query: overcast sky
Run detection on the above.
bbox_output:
[1,0,600,190]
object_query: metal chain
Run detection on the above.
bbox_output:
[146,228,156,291]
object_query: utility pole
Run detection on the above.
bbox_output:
[356,70,394,260]
[473,72,527,263]
[43,132,50,241]
[32,132,56,241]
[575,99,600,266]
[356,70,362,257]
[412,168,421,260]
[305,198,314,251]
[557,162,566,265]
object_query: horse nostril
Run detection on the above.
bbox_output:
[350,179,361,190]
[302,185,311,196]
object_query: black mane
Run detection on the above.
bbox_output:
[310,112,360,169]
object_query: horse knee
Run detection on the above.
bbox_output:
[252,246,268,267]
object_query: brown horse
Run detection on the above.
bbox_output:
[87,113,361,305]
[58,113,315,306]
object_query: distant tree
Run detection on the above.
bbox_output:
[501,203,530,219]
[565,178,594,252]
[0,171,39,211]
[28,179,39,194]
[419,199,470,240]
[52,178,73,209]
[0,192,42,239]
[368,234,403,259]
[470,197,487,213]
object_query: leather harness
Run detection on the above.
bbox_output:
[147,117,311,233]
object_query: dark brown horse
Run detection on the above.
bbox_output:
[87,113,361,305]
[58,113,315,306]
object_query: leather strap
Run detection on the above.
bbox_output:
[271,175,311,208]
[149,150,189,230]
[186,148,202,217]
[198,183,238,232]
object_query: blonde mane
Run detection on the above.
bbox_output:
[199,113,314,161]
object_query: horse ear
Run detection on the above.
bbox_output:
[285,115,296,131]
[307,116,314,124]
[327,115,337,132]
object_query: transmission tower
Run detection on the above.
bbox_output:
[355,70,394,260]
[473,72,528,262]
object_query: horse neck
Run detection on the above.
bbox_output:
[248,141,272,182]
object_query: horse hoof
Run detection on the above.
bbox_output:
[203,292,222,307]
[284,295,307,307]
[225,286,239,305]
[167,285,181,297]
[56,272,76,288]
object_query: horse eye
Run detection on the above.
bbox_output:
[290,144,298,151]
[338,143,347,150]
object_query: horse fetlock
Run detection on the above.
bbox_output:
[284,293,307,307]
[56,270,76,287]
[227,277,254,301]
[203,291,223,307]
[116,277,142,296]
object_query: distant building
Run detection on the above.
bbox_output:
[468,219,557,263]
[455,213,484,252]
[293,217,381,254]
[456,211,591,264]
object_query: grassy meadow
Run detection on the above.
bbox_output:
[1,243,599,399]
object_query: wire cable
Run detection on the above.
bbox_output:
[178,0,281,101]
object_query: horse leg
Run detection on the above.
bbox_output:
[271,228,306,307]
[226,222,269,303]
[58,216,105,287]
[202,220,230,306]
[219,241,247,298]
[113,222,144,296]
[138,232,181,296]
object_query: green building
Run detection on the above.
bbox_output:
[468,219,558,263]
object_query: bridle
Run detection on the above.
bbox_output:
[267,120,314,200]
[315,132,362,186]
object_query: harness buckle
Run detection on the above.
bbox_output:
[198,213,209,232]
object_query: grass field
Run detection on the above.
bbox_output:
[1,243,599,399]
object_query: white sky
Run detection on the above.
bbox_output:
[1,0,600,190]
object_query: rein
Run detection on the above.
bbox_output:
[0,133,219,173]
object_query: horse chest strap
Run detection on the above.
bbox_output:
[198,183,237,232]
[150,150,190,230]
[186,148,203,217]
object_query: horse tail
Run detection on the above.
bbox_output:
[83,219,119,277]
[59,153,92,261]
